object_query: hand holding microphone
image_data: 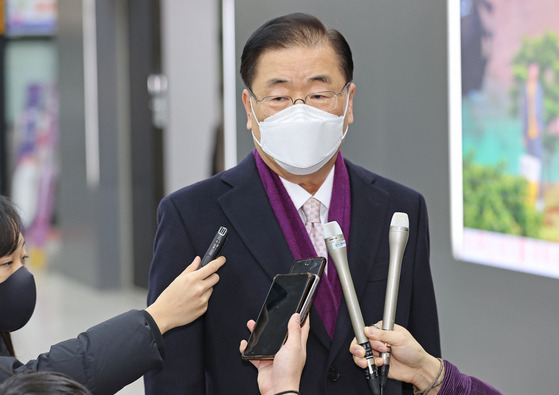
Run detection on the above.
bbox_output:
[323,221,381,395]
[379,212,409,390]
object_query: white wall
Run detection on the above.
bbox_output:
[161,0,221,194]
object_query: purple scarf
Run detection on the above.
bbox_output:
[254,149,351,338]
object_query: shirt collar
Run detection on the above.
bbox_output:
[279,166,335,211]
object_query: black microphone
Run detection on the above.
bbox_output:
[199,226,228,268]
[323,221,380,395]
[379,212,409,390]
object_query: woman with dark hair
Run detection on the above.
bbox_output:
[0,195,226,394]
[0,371,91,395]
[0,195,25,357]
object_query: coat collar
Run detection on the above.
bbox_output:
[218,155,294,279]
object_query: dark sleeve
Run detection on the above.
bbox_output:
[439,360,504,395]
[0,357,27,382]
[141,310,165,359]
[406,195,442,358]
[0,310,164,395]
[144,196,207,395]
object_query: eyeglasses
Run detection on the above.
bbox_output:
[249,82,351,118]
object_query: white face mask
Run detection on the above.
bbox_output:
[250,96,350,176]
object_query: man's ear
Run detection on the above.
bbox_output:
[241,89,253,130]
[346,83,356,125]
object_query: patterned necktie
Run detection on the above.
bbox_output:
[303,197,328,260]
[303,197,339,337]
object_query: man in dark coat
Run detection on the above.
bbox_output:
[145,12,440,395]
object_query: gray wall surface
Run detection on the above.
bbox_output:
[161,0,221,195]
[233,1,559,393]
[57,0,131,289]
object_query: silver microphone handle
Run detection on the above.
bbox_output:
[326,234,367,345]
[382,226,408,331]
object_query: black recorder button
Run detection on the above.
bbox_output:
[327,365,340,382]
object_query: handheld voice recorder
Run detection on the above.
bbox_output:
[199,226,228,268]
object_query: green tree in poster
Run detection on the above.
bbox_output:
[463,154,543,238]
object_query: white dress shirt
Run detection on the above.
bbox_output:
[279,166,335,272]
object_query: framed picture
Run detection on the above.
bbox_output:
[449,0,559,278]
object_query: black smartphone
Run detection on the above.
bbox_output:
[199,226,228,269]
[289,258,325,326]
[289,257,326,278]
[242,273,319,360]
[297,273,320,324]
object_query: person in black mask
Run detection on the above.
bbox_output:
[0,194,33,356]
[0,195,226,394]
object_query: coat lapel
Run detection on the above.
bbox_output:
[217,155,294,280]
[217,155,334,349]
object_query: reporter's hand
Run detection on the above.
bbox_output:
[146,256,225,334]
[349,322,441,389]
[239,313,309,395]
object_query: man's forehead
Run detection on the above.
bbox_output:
[251,45,343,88]
[255,43,336,63]
[262,74,334,89]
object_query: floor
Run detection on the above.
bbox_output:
[11,267,148,395]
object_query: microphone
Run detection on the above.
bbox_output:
[379,212,409,390]
[323,221,380,395]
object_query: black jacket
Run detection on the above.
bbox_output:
[0,310,164,395]
[145,154,440,395]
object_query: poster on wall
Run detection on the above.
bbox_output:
[10,83,59,269]
[450,0,559,278]
[5,0,57,36]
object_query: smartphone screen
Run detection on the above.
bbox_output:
[242,273,315,360]
[289,257,326,277]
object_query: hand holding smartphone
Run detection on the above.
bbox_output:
[242,272,319,360]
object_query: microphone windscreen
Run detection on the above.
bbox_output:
[323,221,343,239]
[390,212,409,228]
